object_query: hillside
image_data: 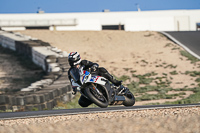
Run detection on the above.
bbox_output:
[17,30,200,105]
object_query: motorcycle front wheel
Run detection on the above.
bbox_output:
[84,84,109,108]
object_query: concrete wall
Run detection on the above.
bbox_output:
[0,31,73,111]
[125,17,175,31]
[0,10,200,31]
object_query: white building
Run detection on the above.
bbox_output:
[0,9,200,31]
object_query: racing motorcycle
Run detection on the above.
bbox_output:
[70,66,135,108]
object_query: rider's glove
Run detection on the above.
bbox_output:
[91,64,98,72]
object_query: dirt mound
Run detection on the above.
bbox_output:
[17,30,200,105]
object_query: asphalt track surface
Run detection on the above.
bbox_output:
[161,31,200,59]
[0,104,200,120]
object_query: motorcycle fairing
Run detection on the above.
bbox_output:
[80,70,106,85]
[81,70,90,82]
[87,75,107,85]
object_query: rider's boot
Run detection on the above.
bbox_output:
[101,72,122,86]
[117,85,129,94]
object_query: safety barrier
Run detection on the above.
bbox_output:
[0,30,73,111]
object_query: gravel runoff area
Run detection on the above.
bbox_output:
[0,106,200,133]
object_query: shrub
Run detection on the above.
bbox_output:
[32,107,39,111]
[185,71,200,77]
[180,50,200,63]
[139,78,154,84]
[118,75,131,82]
[170,71,178,75]
[130,70,137,73]
[195,78,200,82]
[164,43,174,47]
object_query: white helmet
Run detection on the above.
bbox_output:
[68,52,82,67]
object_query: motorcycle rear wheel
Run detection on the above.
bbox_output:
[123,91,135,106]
[84,84,109,108]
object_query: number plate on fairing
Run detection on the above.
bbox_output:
[90,76,100,82]
[89,76,106,85]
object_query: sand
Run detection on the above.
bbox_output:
[16,30,200,105]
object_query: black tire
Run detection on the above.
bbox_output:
[123,91,135,107]
[84,85,109,108]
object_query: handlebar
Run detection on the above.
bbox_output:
[80,65,85,70]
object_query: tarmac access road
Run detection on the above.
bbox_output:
[161,31,200,59]
[0,103,200,120]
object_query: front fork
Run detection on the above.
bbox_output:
[91,83,103,95]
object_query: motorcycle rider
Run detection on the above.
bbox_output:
[68,52,122,107]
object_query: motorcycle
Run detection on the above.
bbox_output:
[69,66,135,108]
